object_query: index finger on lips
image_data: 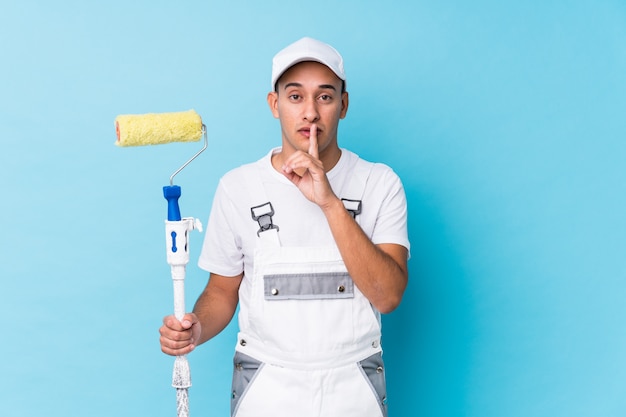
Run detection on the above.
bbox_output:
[309,124,319,159]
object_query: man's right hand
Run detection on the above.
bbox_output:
[159,313,201,356]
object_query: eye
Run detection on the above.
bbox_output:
[318,94,333,102]
[288,94,302,101]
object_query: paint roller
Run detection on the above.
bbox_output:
[114,109,207,417]
[115,109,203,147]
[115,109,207,220]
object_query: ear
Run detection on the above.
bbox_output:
[340,91,349,119]
[267,91,280,119]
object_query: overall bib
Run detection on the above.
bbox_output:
[230,160,388,417]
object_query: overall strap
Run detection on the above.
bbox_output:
[246,163,281,247]
[341,159,375,224]
[247,157,374,245]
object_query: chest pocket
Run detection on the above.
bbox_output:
[248,245,381,357]
[264,272,354,300]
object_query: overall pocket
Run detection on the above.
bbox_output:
[358,352,388,417]
[231,351,264,417]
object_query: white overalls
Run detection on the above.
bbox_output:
[230,160,388,417]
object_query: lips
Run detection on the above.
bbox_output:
[298,126,320,138]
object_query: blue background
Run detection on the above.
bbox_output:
[1,1,625,416]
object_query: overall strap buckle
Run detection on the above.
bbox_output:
[341,198,362,219]
[251,202,279,236]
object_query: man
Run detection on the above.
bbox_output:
[160,37,410,417]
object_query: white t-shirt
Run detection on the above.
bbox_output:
[198,147,409,281]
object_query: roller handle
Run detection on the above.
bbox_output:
[163,185,182,221]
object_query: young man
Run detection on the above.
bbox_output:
[159,37,410,417]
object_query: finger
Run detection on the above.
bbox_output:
[162,325,193,340]
[163,315,184,331]
[163,313,196,329]
[308,124,319,159]
[161,338,195,356]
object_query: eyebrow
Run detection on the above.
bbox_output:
[283,82,337,91]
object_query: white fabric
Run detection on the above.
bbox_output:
[199,148,409,340]
[234,361,384,417]
[234,236,384,416]
[198,148,406,416]
[198,147,410,309]
[236,244,382,369]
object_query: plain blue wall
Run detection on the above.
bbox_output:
[2,1,625,416]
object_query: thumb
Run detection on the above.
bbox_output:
[180,313,198,329]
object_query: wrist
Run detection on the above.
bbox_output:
[320,196,348,217]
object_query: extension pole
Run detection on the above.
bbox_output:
[164,185,202,417]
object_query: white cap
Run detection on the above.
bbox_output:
[271,37,346,90]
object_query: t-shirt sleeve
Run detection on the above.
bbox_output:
[197,178,245,276]
[369,165,411,254]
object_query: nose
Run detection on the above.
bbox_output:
[303,99,320,123]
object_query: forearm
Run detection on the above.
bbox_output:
[322,198,408,313]
[192,273,242,345]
